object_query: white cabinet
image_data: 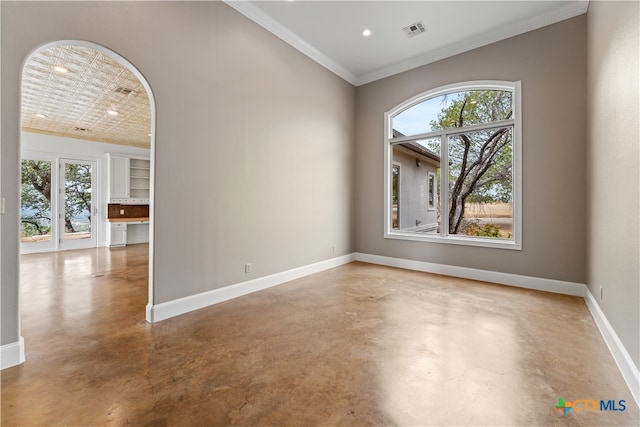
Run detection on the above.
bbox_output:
[107,154,150,204]
[108,222,127,247]
[108,154,130,199]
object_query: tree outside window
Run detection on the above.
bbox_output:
[385,81,521,249]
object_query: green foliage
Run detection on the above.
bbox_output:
[460,220,501,238]
[430,90,512,130]
[466,193,492,204]
[63,163,92,233]
[21,221,51,239]
[21,160,52,237]
[21,160,92,236]
[430,90,514,234]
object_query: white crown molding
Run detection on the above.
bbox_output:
[223,0,358,85]
[356,1,589,85]
[1,337,25,370]
[584,289,640,408]
[224,0,588,87]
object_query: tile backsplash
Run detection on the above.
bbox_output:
[107,204,149,219]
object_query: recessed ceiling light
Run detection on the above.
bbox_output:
[107,110,118,116]
[35,113,47,118]
[53,65,68,74]
[362,29,372,37]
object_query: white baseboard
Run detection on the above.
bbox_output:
[354,252,586,296]
[146,253,356,322]
[584,289,640,408]
[144,249,638,407]
[355,252,639,408]
[1,336,25,369]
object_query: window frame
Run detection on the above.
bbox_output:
[427,171,436,211]
[391,161,401,230]
[383,80,522,250]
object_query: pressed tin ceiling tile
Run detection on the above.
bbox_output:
[22,44,151,149]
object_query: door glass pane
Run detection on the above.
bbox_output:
[64,163,93,241]
[21,159,52,243]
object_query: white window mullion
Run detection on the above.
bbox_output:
[385,80,521,250]
[390,129,445,145]
[390,118,514,145]
[441,134,449,237]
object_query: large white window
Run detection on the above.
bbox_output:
[384,81,522,249]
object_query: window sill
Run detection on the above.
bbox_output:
[384,230,521,250]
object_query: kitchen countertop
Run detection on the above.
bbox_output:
[107,217,149,223]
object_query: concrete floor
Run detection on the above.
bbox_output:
[2,244,638,426]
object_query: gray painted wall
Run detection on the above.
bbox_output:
[2,2,636,374]
[355,16,587,283]
[587,1,639,369]
[1,1,355,345]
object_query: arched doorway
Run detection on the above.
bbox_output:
[19,40,156,326]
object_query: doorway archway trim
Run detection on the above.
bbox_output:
[18,40,157,354]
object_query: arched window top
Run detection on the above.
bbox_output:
[389,81,517,139]
[384,80,522,250]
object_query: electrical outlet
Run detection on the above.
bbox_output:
[120,209,125,215]
[332,245,336,254]
[245,263,252,274]
[600,286,604,300]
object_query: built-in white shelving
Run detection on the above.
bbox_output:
[107,154,150,204]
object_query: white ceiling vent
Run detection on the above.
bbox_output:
[402,21,427,38]
[114,86,137,97]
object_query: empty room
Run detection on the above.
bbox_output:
[1,1,638,426]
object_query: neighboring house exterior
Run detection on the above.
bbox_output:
[392,142,439,233]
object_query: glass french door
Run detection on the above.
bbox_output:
[21,155,98,253]
[20,157,57,252]
[59,159,97,250]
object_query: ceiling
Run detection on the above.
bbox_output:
[227,0,589,86]
[20,2,588,147]
[22,44,151,149]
